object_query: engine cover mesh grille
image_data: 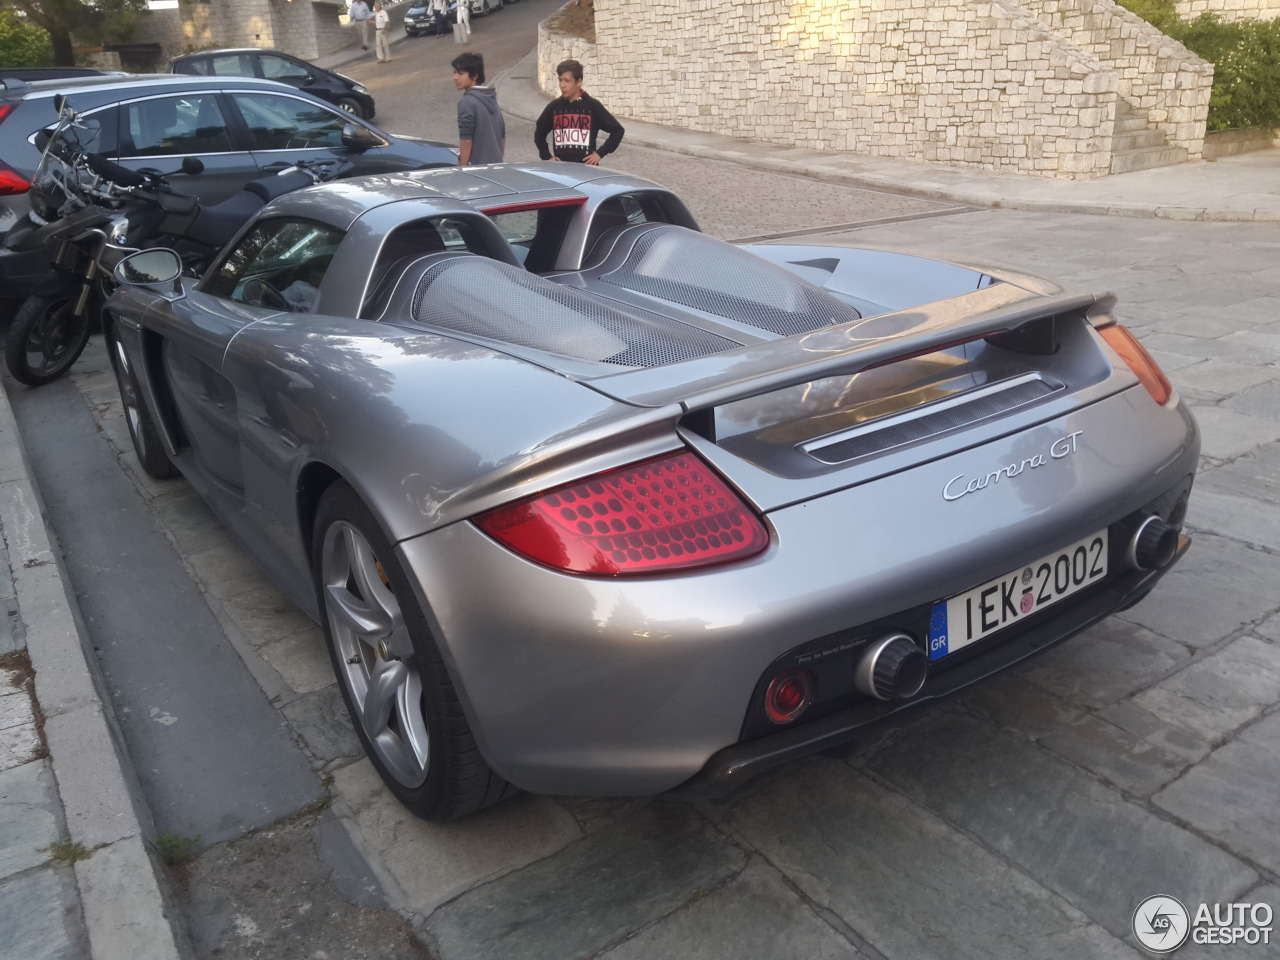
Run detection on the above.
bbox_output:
[600,226,862,336]
[411,256,741,367]
[808,377,1059,464]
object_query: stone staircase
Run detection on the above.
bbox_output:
[1110,99,1188,174]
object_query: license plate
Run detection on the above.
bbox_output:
[927,530,1108,661]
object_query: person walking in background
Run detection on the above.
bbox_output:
[349,0,373,50]
[453,53,505,165]
[374,1,392,62]
[534,59,624,165]
[455,0,471,44]
[430,0,449,36]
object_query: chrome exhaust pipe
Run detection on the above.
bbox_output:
[855,633,928,702]
[1127,516,1179,571]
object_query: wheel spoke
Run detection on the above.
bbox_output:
[361,659,406,737]
[324,582,389,637]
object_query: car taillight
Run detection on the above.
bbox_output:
[0,166,30,196]
[1097,323,1172,405]
[765,670,813,724]
[475,451,769,576]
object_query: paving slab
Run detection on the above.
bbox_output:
[332,759,584,917]
[1171,360,1280,402]
[1222,379,1280,424]
[0,677,40,774]
[1187,489,1280,552]
[1118,534,1280,648]
[1183,406,1280,461]
[257,628,334,695]
[279,686,363,765]
[1153,711,1280,876]
[0,760,61,880]
[1097,699,1214,766]
[865,711,1258,938]
[597,859,867,960]
[1014,617,1195,709]
[1131,636,1280,743]
[725,759,1137,960]
[0,866,87,960]
[423,802,747,960]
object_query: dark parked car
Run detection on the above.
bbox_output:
[170,49,376,120]
[0,73,454,306]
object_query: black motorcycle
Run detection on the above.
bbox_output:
[4,103,349,386]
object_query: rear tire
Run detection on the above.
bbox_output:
[5,295,93,387]
[106,323,177,479]
[313,481,515,820]
[336,96,367,119]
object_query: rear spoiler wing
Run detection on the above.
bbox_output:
[585,284,1117,414]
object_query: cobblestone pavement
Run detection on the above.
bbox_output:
[35,178,1279,959]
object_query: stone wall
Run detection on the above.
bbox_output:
[1176,0,1280,20]
[133,0,350,67]
[540,0,1214,179]
[1019,0,1213,158]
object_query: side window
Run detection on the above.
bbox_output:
[119,94,233,157]
[204,218,345,313]
[261,55,311,83]
[208,53,254,77]
[230,92,346,150]
[173,58,207,76]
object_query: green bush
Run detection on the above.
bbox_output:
[1118,1,1280,132]
[0,9,53,68]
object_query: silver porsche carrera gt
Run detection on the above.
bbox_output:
[104,164,1199,820]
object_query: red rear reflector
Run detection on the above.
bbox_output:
[1097,324,1172,406]
[475,451,769,576]
[765,670,813,724]
[0,104,13,123]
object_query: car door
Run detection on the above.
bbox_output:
[228,89,412,177]
[257,53,318,96]
[114,92,254,203]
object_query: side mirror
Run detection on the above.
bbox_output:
[341,122,380,153]
[115,249,183,286]
[53,93,65,114]
[181,156,205,175]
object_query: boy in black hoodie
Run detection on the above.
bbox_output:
[453,53,505,166]
[534,59,624,165]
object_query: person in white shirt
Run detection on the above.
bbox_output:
[374,2,391,62]
[455,0,470,43]
[349,0,372,50]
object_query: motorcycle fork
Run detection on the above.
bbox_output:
[73,260,97,316]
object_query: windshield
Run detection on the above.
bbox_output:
[30,106,103,218]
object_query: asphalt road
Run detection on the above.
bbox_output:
[6,19,1280,960]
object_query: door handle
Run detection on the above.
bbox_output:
[261,162,292,175]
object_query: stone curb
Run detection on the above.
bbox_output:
[0,380,187,960]
[494,48,1280,224]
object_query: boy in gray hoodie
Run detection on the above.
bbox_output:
[452,53,505,166]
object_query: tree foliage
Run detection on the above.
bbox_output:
[0,7,53,66]
[0,0,147,65]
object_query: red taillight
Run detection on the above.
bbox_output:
[765,670,813,724]
[1097,323,1172,405]
[475,451,769,576]
[0,165,29,197]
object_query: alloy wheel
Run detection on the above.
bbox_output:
[321,520,430,787]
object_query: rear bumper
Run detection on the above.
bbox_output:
[396,388,1199,797]
[664,534,1189,800]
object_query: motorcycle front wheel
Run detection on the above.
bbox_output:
[5,295,94,386]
